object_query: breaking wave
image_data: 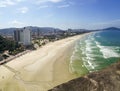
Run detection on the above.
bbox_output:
[70,30,120,74]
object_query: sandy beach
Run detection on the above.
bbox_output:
[0,33,89,91]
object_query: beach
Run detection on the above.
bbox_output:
[0,33,89,91]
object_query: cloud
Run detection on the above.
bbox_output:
[15,0,25,2]
[18,7,29,13]
[38,5,50,8]
[0,0,24,7]
[57,1,75,8]
[45,14,54,18]
[36,0,63,4]
[0,0,15,7]
[57,4,69,8]
[9,20,25,27]
[49,0,63,3]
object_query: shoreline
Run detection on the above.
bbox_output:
[0,33,91,91]
[0,33,89,65]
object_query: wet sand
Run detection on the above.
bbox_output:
[0,33,89,91]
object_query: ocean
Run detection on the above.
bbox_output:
[70,30,120,76]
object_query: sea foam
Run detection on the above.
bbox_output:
[96,42,120,59]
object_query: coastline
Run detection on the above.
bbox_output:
[0,33,90,91]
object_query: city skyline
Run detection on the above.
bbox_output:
[0,0,120,29]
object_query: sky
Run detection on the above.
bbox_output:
[0,0,120,29]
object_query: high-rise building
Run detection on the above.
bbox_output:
[14,30,20,42]
[37,29,41,37]
[14,28,31,45]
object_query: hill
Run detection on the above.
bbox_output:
[0,26,63,36]
[0,26,120,36]
[103,27,120,31]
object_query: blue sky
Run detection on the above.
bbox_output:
[0,0,120,29]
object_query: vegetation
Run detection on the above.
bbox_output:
[32,31,90,49]
[2,54,9,59]
[0,35,24,55]
[33,38,48,48]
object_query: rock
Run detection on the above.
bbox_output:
[49,61,120,91]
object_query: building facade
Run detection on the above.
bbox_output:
[14,28,31,46]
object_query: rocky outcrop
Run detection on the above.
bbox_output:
[49,61,120,91]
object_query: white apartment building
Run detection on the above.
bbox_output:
[14,28,31,46]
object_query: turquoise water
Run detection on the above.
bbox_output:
[70,30,120,76]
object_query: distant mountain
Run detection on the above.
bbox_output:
[1,26,119,36]
[103,27,120,31]
[0,26,63,36]
[0,28,18,35]
[71,29,89,32]
[25,26,63,33]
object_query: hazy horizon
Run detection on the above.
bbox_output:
[0,26,120,30]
